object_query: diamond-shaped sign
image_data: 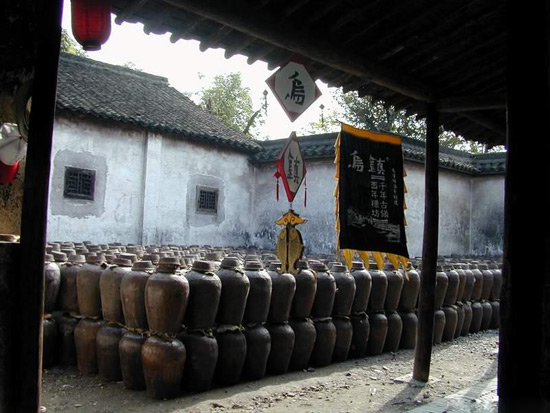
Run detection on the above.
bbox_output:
[276,132,306,203]
[266,60,322,122]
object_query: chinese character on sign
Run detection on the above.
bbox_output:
[266,60,322,122]
[276,132,307,203]
[348,150,364,172]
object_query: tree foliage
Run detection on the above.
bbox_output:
[198,72,264,137]
[304,88,494,153]
[60,29,87,57]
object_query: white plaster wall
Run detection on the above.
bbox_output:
[48,115,146,243]
[252,159,502,258]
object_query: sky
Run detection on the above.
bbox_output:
[60,4,338,140]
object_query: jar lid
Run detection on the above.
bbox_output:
[44,253,54,262]
[68,254,86,264]
[192,260,214,272]
[220,257,240,269]
[331,263,348,272]
[244,260,263,270]
[158,256,181,266]
[351,261,365,270]
[296,260,310,270]
[113,257,132,267]
[132,260,155,271]
[268,261,282,271]
[310,262,328,271]
[52,251,68,262]
[86,254,104,264]
[205,252,221,261]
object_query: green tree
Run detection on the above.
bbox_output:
[60,29,87,57]
[198,73,264,137]
[305,88,494,153]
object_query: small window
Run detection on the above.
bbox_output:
[196,186,218,214]
[64,167,95,200]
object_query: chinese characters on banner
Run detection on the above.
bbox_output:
[265,60,322,122]
[275,132,307,203]
[335,123,409,270]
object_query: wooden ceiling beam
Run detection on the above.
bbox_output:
[199,25,233,52]
[161,0,436,102]
[459,112,505,137]
[114,0,149,24]
[436,93,506,113]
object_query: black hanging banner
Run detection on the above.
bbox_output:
[336,123,409,265]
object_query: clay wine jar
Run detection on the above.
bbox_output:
[350,261,372,314]
[454,264,467,303]
[489,301,500,329]
[242,324,271,380]
[367,312,388,356]
[288,318,316,370]
[461,302,473,336]
[470,301,483,333]
[215,326,247,386]
[57,254,85,313]
[44,254,61,314]
[399,311,417,350]
[120,260,155,330]
[383,311,403,352]
[478,263,494,302]
[266,322,295,375]
[184,260,222,330]
[55,313,79,366]
[441,306,457,342]
[454,303,465,339]
[77,255,107,318]
[489,262,502,301]
[216,257,250,325]
[74,318,105,374]
[178,330,218,393]
[470,264,484,302]
[433,309,445,344]
[142,335,186,399]
[310,318,336,367]
[480,301,493,331]
[267,262,296,323]
[242,261,272,324]
[291,260,317,318]
[383,262,404,313]
[331,264,356,317]
[349,312,370,358]
[96,323,126,382]
[434,266,448,309]
[145,257,189,334]
[332,316,353,362]
[42,316,57,369]
[398,264,420,312]
[100,257,132,324]
[443,265,460,306]
[310,262,336,318]
[119,331,147,390]
[461,264,475,301]
[367,264,388,312]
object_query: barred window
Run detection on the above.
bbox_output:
[196,186,218,213]
[64,167,95,200]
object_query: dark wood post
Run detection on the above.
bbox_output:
[412,101,439,382]
[14,0,63,411]
[499,1,550,412]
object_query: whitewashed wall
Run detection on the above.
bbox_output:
[48,114,254,247]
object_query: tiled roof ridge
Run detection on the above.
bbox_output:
[251,132,506,175]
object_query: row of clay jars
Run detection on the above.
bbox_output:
[330,264,355,363]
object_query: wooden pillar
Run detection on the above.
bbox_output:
[412,102,439,382]
[499,1,550,412]
[14,0,63,411]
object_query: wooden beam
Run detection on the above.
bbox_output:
[15,0,63,410]
[413,101,439,382]
[114,0,149,24]
[459,112,505,136]
[199,25,233,52]
[160,0,436,101]
[436,94,506,113]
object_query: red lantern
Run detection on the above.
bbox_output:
[71,0,112,51]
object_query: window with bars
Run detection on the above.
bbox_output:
[64,167,96,200]
[196,186,218,214]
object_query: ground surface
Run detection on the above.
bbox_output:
[42,330,498,413]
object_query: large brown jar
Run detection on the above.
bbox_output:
[216,257,250,325]
[331,264,356,317]
[461,264,475,301]
[443,265,460,306]
[54,313,79,366]
[267,262,296,323]
[57,254,85,313]
[478,263,494,301]
[291,260,317,318]
[310,262,336,318]
[367,265,388,312]
[74,318,105,374]
[367,312,388,356]
[77,255,107,318]
[145,257,189,334]
[384,311,403,352]
[214,326,247,386]
[399,311,417,350]
[120,260,155,330]
[141,336,186,399]
[349,312,369,358]
[310,318,336,367]
[243,261,272,324]
[441,305,458,342]
[383,263,404,313]
[332,316,353,362]
[289,318,316,370]
[266,322,295,375]
[119,331,147,390]
[44,254,61,314]
[350,261,371,314]
[470,263,484,302]
[398,263,420,312]
[96,324,126,382]
[242,325,271,380]
[100,258,132,324]
[178,330,218,393]
[434,266,448,309]
[184,260,222,330]
[489,262,502,301]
